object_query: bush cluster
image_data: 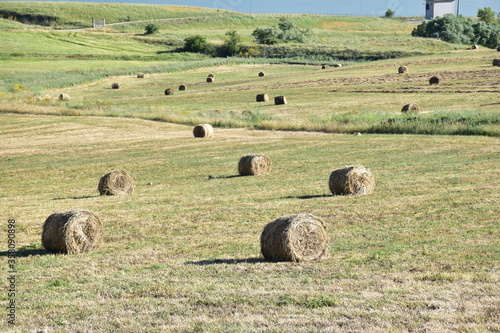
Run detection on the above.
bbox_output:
[412,14,500,49]
[252,18,311,45]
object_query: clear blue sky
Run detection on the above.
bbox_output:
[10,0,500,17]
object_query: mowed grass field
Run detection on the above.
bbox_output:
[0,113,498,332]
[0,2,499,332]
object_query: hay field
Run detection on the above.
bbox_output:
[0,113,498,332]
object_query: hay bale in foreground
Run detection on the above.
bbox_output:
[58,93,70,101]
[329,165,375,195]
[256,93,269,102]
[42,210,102,254]
[238,154,270,176]
[164,88,174,95]
[260,214,329,262]
[206,77,214,83]
[179,84,187,91]
[429,76,440,85]
[274,96,287,105]
[111,83,120,89]
[98,170,134,195]
[401,103,420,113]
[193,124,213,138]
[398,66,408,74]
[137,73,144,78]
[493,59,500,66]
[258,71,265,77]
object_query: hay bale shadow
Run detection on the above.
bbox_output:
[206,175,242,180]
[0,248,48,257]
[284,194,332,200]
[53,195,100,200]
[185,258,265,265]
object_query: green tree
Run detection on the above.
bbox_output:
[184,35,208,53]
[385,9,395,18]
[223,30,242,56]
[252,26,280,45]
[477,7,496,24]
[144,23,159,35]
[252,18,310,45]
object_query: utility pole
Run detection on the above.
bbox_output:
[456,0,460,16]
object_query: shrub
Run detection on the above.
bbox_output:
[144,23,159,35]
[252,18,310,45]
[385,9,395,18]
[477,7,496,24]
[184,35,208,53]
[223,30,242,56]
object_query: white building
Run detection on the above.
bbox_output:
[425,0,456,20]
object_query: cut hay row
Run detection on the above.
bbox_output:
[98,170,135,196]
[261,214,329,262]
[42,210,102,254]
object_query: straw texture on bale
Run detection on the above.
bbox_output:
[193,124,213,138]
[401,103,420,113]
[42,210,102,254]
[260,214,329,262]
[164,88,174,95]
[493,59,500,66]
[398,66,408,74]
[58,93,70,101]
[179,84,187,91]
[322,65,329,69]
[137,73,144,78]
[111,83,120,89]
[238,154,271,176]
[206,77,214,83]
[274,96,287,105]
[98,170,134,195]
[429,76,440,85]
[258,71,265,77]
[329,165,375,195]
[256,93,270,102]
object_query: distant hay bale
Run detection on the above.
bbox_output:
[193,124,213,138]
[164,88,175,95]
[274,96,287,105]
[42,210,102,254]
[429,76,440,85]
[98,170,135,195]
[137,73,144,78]
[497,46,500,51]
[398,66,408,74]
[401,103,420,113]
[329,165,375,196]
[471,45,478,50]
[206,77,214,83]
[260,214,329,262]
[58,93,70,101]
[238,154,271,176]
[256,93,269,102]
[179,84,187,91]
[111,83,120,89]
[322,64,329,69]
[493,59,500,66]
[258,71,265,77]
[334,64,342,67]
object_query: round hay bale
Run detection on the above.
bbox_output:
[401,103,420,113]
[206,77,214,83]
[398,66,408,74]
[493,59,500,66]
[322,64,329,69]
[471,45,478,50]
[274,95,287,105]
[193,124,213,138]
[256,93,269,102]
[238,154,271,176]
[207,74,214,78]
[329,165,375,196]
[58,93,70,101]
[111,83,120,89]
[164,88,175,95]
[137,73,145,78]
[98,170,134,195]
[497,46,500,51]
[42,210,102,254]
[429,76,440,85]
[260,214,329,262]
[179,84,187,91]
[258,71,265,77]
[334,64,342,68]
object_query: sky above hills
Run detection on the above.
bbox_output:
[12,0,500,17]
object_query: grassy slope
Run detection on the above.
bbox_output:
[0,113,498,332]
